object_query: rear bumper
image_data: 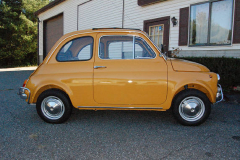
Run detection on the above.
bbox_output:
[18,87,31,103]
[216,84,223,103]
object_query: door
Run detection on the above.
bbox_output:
[43,13,63,59]
[144,16,170,55]
[93,33,167,105]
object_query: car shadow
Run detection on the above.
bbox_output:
[69,107,178,126]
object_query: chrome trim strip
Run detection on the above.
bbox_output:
[215,84,223,103]
[78,106,163,109]
[133,35,135,59]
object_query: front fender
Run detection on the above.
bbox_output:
[168,71,218,104]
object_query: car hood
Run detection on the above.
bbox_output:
[169,58,210,72]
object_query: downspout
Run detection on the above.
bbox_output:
[37,18,40,65]
[122,0,124,28]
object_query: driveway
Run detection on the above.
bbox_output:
[0,68,239,159]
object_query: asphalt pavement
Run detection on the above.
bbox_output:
[0,69,239,159]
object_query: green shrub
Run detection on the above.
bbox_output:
[179,57,240,90]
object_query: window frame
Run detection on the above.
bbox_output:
[56,36,94,62]
[98,35,156,60]
[188,0,234,47]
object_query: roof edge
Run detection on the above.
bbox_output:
[35,0,66,16]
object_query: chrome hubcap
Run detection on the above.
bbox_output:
[179,96,205,122]
[41,96,65,120]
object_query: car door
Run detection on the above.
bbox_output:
[93,33,167,105]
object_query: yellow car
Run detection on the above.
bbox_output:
[19,28,223,125]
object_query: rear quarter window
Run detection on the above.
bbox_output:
[56,36,93,62]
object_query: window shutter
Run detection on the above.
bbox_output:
[138,0,166,6]
[179,7,189,46]
[233,0,240,43]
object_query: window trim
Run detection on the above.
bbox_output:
[188,0,234,47]
[98,35,156,60]
[56,36,94,62]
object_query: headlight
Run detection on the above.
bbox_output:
[217,74,220,81]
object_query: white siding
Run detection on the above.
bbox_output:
[38,0,240,58]
[123,0,240,51]
[78,0,123,30]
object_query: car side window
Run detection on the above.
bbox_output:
[56,36,93,62]
[109,41,133,59]
[99,36,155,59]
[135,37,156,59]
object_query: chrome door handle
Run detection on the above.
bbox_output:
[94,66,107,69]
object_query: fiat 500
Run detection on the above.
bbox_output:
[19,28,223,126]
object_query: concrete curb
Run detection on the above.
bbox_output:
[0,66,37,72]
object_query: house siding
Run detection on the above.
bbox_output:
[124,0,240,52]
[37,0,240,62]
[78,0,123,30]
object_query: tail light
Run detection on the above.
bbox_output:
[22,79,28,87]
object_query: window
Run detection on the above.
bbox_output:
[99,36,156,59]
[56,36,93,61]
[189,0,233,46]
[78,44,92,60]
[149,25,164,48]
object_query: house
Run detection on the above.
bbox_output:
[35,0,240,63]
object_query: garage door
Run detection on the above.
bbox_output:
[43,13,63,59]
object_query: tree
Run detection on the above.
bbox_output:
[0,0,50,67]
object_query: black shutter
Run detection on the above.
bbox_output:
[179,7,189,46]
[233,0,240,43]
[138,0,166,6]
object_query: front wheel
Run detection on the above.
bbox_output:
[36,89,72,124]
[172,89,211,126]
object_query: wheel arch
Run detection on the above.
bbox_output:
[172,83,215,105]
[31,84,72,104]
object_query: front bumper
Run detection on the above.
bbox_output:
[216,84,223,103]
[18,87,31,103]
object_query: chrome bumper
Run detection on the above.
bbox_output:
[216,84,223,103]
[18,87,31,103]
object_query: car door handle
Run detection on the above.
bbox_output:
[94,66,107,69]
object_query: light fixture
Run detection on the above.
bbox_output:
[171,17,178,27]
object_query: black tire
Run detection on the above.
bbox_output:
[36,89,72,124]
[172,89,211,126]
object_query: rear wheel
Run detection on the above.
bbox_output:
[172,89,211,126]
[36,89,72,124]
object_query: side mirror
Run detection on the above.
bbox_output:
[161,44,164,53]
